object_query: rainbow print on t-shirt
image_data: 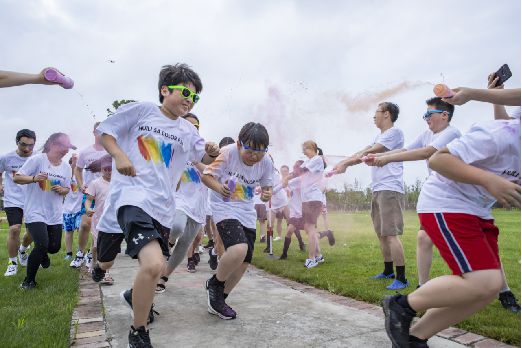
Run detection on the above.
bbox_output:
[181,167,201,184]
[231,183,254,201]
[137,135,174,168]
[39,179,61,191]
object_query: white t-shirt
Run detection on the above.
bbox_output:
[270,170,288,210]
[62,177,83,214]
[287,178,302,218]
[17,153,71,225]
[175,162,208,224]
[95,102,206,229]
[510,106,521,120]
[204,144,274,229]
[406,125,461,173]
[417,119,521,219]
[77,145,107,187]
[371,127,404,193]
[299,155,325,202]
[0,151,29,208]
[86,176,111,233]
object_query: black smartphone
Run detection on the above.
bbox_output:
[494,64,512,87]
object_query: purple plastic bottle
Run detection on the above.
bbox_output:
[223,177,237,202]
[43,68,74,89]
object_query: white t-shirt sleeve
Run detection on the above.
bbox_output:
[17,155,40,176]
[259,160,274,187]
[447,126,497,164]
[430,128,461,151]
[377,128,402,150]
[96,102,145,141]
[302,156,324,173]
[76,149,87,169]
[405,133,424,151]
[203,147,229,179]
[190,134,207,163]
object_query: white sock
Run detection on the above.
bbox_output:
[9,257,17,263]
[211,248,217,256]
[500,287,511,293]
[19,245,27,252]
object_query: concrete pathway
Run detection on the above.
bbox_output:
[99,251,466,348]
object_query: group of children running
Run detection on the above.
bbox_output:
[0,63,520,348]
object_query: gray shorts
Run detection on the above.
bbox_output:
[371,191,404,236]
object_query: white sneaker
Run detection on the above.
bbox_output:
[273,236,281,241]
[70,254,84,268]
[18,249,29,267]
[304,258,318,269]
[4,261,17,276]
[315,255,325,263]
[85,252,93,270]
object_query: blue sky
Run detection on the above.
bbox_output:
[1,0,520,189]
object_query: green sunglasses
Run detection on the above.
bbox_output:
[167,85,200,103]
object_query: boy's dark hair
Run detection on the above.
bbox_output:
[158,64,203,103]
[426,97,455,121]
[86,154,112,173]
[379,102,400,122]
[16,129,36,143]
[182,113,199,123]
[219,136,235,148]
[238,123,269,150]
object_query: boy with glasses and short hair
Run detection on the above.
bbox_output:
[1,129,36,276]
[95,63,219,348]
[202,122,273,320]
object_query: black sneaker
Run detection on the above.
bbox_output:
[260,236,266,243]
[409,337,429,348]
[120,289,158,324]
[91,265,106,283]
[326,230,336,246]
[187,260,196,273]
[128,325,152,348]
[20,278,37,290]
[499,291,521,313]
[193,253,200,265]
[208,249,218,270]
[382,294,416,348]
[279,254,288,260]
[41,254,50,269]
[206,276,235,320]
[299,242,306,252]
[203,240,214,249]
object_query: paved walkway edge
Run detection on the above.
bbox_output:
[69,269,111,347]
[69,263,516,348]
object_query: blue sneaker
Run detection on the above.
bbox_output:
[371,272,395,280]
[386,279,409,290]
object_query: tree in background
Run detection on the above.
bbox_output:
[106,99,136,116]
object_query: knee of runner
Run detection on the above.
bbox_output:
[9,225,22,234]
[416,230,432,247]
[466,270,503,300]
[141,259,165,278]
[229,243,248,258]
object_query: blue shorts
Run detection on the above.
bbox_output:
[63,212,82,232]
[80,194,95,216]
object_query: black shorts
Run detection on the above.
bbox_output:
[117,205,170,259]
[4,207,23,226]
[97,231,125,262]
[216,219,256,263]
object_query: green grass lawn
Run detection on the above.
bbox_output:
[252,209,521,345]
[0,218,81,348]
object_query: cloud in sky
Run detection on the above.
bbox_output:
[1,0,520,189]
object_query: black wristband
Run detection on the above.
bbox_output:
[209,154,218,158]
[32,175,35,183]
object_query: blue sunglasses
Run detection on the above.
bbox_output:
[423,109,445,120]
[240,141,268,153]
